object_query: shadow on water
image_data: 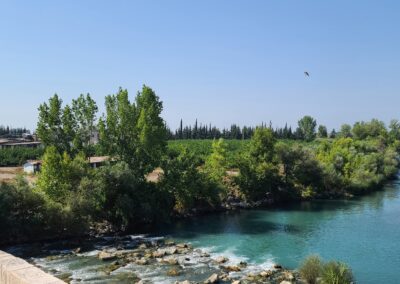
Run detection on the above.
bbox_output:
[149,180,400,241]
[152,212,303,239]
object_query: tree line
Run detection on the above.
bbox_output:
[1,85,399,245]
[0,126,29,137]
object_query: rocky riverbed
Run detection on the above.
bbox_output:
[6,235,304,284]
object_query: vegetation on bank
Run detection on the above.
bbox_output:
[1,85,399,245]
[299,255,354,284]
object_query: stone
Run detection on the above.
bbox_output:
[165,240,176,246]
[222,265,241,272]
[167,267,181,276]
[239,261,247,267]
[260,270,273,277]
[215,256,228,264]
[280,281,291,284]
[175,281,190,284]
[153,249,166,258]
[138,243,147,249]
[232,281,241,284]
[166,247,178,255]
[274,264,283,269]
[98,251,116,261]
[204,273,219,284]
[165,258,179,265]
[284,271,295,280]
[135,258,149,265]
[176,243,188,248]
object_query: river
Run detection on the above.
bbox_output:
[6,178,400,283]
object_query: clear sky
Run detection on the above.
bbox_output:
[1,0,399,132]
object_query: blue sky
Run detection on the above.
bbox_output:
[0,1,399,132]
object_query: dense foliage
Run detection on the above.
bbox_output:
[0,86,399,245]
[0,147,43,166]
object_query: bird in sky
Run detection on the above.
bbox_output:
[304,71,310,77]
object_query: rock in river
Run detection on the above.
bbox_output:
[204,273,219,284]
[98,251,116,261]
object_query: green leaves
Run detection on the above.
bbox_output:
[297,115,317,142]
[99,86,167,178]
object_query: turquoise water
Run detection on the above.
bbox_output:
[156,179,400,283]
[8,179,400,283]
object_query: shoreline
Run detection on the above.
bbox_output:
[1,175,397,248]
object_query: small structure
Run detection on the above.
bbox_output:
[88,156,110,168]
[23,160,42,174]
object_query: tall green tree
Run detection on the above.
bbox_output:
[99,86,166,177]
[297,116,317,141]
[339,124,352,138]
[37,94,68,153]
[204,138,228,184]
[317,125,328,138]
[71,93,98,155]
[135,85,167,174]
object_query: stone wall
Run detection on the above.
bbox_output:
[0,250,64,284]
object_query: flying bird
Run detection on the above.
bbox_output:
[304,71,310,77]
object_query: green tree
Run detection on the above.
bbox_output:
[37,94,68,153]
[388,119,400,142]
[71,93,98,155]
[317,125,328,138]
[237,128,281,200]
[339,124,352,138]
[99,86,166,178]
[249,127,276,162]
[160,148,219,214]
[135,85,167,174]
[204,138,228,184]
[297,116,317,141]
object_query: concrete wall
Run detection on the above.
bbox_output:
[0,250,64,284]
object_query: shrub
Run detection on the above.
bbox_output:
[299,255,323,284]
[321,261,354,284]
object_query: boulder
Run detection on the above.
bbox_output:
[232,281,241,284]
[165,258,179,265]
[273,264,283,269]
[153,249,166,258]
[222,265,241,272]
[260,270,273,277]
[167,268,181,276]
[283,271,295,281]
[280,281,291,284]
[135,258,149,265]
[204,273,219,284]
[138,243,147,249]
[176,243,188,248]
[239,261,247,267]
[98,251,116,261]
[215,256,228,264]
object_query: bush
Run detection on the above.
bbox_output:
[299,255,323,284]
[321,261,354,284]
[160,148,220,214]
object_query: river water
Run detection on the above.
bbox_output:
[6,179,400,283]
